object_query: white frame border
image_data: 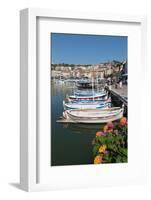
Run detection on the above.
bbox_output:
[20,8,147,191]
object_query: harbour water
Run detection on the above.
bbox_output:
[51,82,104,166]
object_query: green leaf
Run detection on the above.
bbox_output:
[93,143,100,156]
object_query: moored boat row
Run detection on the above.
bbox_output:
[60,80,124,123]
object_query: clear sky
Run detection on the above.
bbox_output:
[51,33,127,65]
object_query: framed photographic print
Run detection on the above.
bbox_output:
[20,8,147,191]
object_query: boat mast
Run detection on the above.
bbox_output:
[74,81,75,96]
[96,68,99,93]
[92,65,95,101]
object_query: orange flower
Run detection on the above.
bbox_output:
[96,131,104,137]
[94,155,103,164]
[120,117,127,127]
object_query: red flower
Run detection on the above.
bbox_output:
[107,122,114,129]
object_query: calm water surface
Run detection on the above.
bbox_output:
[51,82,104,166]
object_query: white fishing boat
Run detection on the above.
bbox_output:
[63,100,111,110]
[67,95,108,103]
[68,92,107,101]
[63,107,124,123]
[74,90,105,97]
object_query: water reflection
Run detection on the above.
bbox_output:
[62,123,104,134]
[51,82,103,166]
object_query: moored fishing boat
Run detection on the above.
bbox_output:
[68,92,107,101]
[74,90,105,96]
[63,100,111,110]
[74,90,106,96]
[66,95,108,103]
[67,95,109,103]
[76,80,96,89]
[63,107,124,123]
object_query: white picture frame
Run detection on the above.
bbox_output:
[20,8,147,192]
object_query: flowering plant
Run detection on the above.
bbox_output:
[92,117,128,164]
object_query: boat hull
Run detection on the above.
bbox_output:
[63,107,124,123]
[67,96,109,103]
[69,93,107,101]
[74,91,105,97]
[63,102,111,110]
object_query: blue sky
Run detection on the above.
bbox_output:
[51,33,127,64]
